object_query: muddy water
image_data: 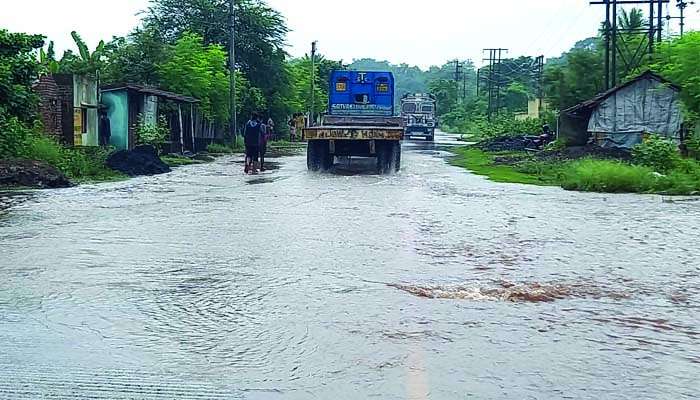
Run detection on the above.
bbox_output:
[1,132,699,399]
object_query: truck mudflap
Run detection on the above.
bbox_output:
[303,126,403,141]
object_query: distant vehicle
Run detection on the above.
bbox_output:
[401,93,437,141]
[303,71,403,174]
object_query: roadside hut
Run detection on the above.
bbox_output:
[558,71,683,149]
[34,74,100,146]
[101,84,201,152]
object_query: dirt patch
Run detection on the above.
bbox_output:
[389,281,630,303]
[0,159,72,189]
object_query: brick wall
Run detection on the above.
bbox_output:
[34,75,62,140]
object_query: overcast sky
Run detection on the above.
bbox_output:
[2,0,698,69]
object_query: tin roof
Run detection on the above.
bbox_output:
[562,71,681,115]
[101,84,200,103]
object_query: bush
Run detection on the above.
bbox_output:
[136,115,170,153]
[561,159,658,193]
[207,143,233,154]
[21,134,119,180]
[632,134,680,172]
[685,133,700,160]
[0,115,32,159]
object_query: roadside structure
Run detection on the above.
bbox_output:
[100,84,201,152]
[558,71,683,149]
[35,74,100,147]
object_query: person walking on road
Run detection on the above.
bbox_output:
[294,113,306,141]
[266,116,275,140]
[259,117,270,172]
[244,112,262,174]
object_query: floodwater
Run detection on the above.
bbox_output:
[1,131,699,399]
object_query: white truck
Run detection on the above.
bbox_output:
[401,93,437,141]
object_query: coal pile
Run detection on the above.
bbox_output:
[0,159,72,189]
[107,145,171,176]
[477,135,535,152]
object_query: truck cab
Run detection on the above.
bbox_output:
[303,71,403,173]
[401,93,437,141]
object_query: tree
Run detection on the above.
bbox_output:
[544,46,605,110]
[158,32,234,125]
[286,56,329,115]
[58,31,106,75]
[646,32,700,122]
[619,8,646,30]
[102,27,170,85]
[0,29,44,122]
[0,29,44,158]
[145,0,290,121]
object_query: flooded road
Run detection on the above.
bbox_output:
[1,131,699,399]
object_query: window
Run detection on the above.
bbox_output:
[81,108,88,133]
[376,78,390,93]
[421,104,434,113]
[335,78,348,92]
[402,103,417,113]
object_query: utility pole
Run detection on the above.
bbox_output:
[678,0,690,36]
[482,48,508,121]
[476,69,481,97]
[228,0,237,143]
[310,41,317,126]
[453,60,464,103]
[535,55,545,114]
[668,0,694,37]
[591,0,670,88]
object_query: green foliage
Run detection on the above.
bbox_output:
[158,32,233,124]
[455,146,700,195]
[57,31,106,75]
[450,148,558,186]
[145,0,290,122]
[646,32,700,117]
[0,29,44,122]
[0,115,32,159]
[0,116,120,181]
[450,115,544,139]
[102,27,169,85]
[561,159,658,193]
[685,133,700,160]
[632,135,680,172]
[544,45,605,110]
[135,115,170,151]
[206,143,234,154]
[285,56,329,115]
[545,139,567,152]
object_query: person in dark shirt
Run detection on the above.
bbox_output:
[98,110,111,147]
[244,113,262,174]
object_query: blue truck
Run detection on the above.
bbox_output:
[303,71,403,173]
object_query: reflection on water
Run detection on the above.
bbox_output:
[0,132,699,399]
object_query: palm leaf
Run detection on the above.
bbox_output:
[71,31,90,61]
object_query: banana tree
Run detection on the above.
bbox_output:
[58,31,106,75]
[39,41,59,74]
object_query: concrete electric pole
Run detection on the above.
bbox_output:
[229,0,237,143]
[310,41,318,126]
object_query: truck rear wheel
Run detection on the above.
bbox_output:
[427,129,435,142]
[307,140,333,172]
[376,141,401,174]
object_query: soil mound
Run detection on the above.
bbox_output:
[0,159,72,189]
[107,145,171,176]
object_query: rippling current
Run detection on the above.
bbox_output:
[1,132,699,399]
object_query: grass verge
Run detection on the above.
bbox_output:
[451,147,700,195]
